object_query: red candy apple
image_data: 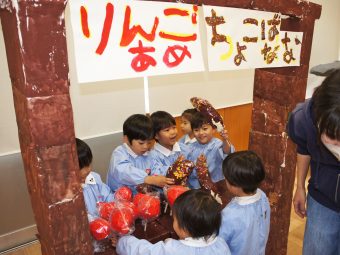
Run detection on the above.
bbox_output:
[137,194,160,220]
[97,202,116,220]
[114,186,133,201]
[166,185,189,207]
[133,193,147,208]
[109,207,135,235]
[89,218,111,240]
[115,200,138,219]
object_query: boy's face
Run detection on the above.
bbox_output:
[79,165,91,183]
[127,138,150,156]
[155,125,178,150]
[193,123,215,144]
[180,116,192,135]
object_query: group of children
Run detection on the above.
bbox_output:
[75,108,270,255]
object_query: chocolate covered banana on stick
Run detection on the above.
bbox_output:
[196,154,222,204]
[190,97,225,132]
[166,155,194,186]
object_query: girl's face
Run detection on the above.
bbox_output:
[155,125,178,150]
[173,215,190,239]
[193,124,215,144]
[321,133,340,161]
[321,133,340,146]
[180,116,192,135]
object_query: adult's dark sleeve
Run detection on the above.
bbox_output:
[286,103,310,155]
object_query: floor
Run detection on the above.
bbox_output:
[2,204,306,255]
[287,205,306,254]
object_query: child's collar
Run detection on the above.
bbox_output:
[123,143,148,158]
[81,172,96,188]
[233,189,261,205]
[154,142,181,157]
[184,135,197,144]
[180,235,217,247]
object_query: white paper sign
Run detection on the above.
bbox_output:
[202,5,303,71]
[69,0,204,83]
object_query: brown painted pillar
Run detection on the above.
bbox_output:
[250,6,321,255]
[0,1,93,254]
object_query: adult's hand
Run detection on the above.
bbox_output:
[293,187,307,218]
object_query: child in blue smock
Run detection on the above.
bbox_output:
[113,189,231,255]
[76,138,114,219]
[178,108,197,146]
[149,111,191,176]
[219,151,270,255]
[188,111,235,188]
[107,114,174,193]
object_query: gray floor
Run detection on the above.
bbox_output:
[0,133,122,252]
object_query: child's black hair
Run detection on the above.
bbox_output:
[172,189,222,239]
[123,114,153,144]
[150,111,176,137]
[76,138,93,169]
[190,111,213,130]
[312,69,340,141]
[222,151,265,194]
[181,108,198,123]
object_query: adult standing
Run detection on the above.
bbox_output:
[287,70,340,255]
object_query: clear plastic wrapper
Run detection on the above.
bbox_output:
[114,186,133,201]
[190,97,225,133]
[136,193,161,222]
[97,201,116,220]
[89,218,111,240]
[136,183,154,194]
[115,200,138,220]
[164,185,189,207]
[109,206,135,235]
[196,154,222,204]
[166,155,194,186]
[133,193,147,209]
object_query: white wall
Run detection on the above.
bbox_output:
[305,0,340,98]
[1,0,339,155]
[0,28,19,155]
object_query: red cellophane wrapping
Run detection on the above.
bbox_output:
[164,185,189,207]
[115,200,138,220]
[97,201,116,220]
[114,186,133,202]
[109,203,135,236]
[133,193,147,208]
[89,218,111,240]
[136,193,161,221]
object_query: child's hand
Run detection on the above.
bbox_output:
[220,129,232,153]
[165,177,175,185]
[110,235,118,247]
[145,175,174,187]
[220,129,229,142]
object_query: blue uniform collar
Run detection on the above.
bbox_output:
[180,235,217,247]
[233,189,261,205]
[81,172,96,188]
[154,142,181,157]
[184,135,197,144]
[123,143,148,158]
